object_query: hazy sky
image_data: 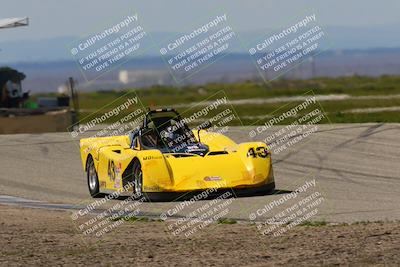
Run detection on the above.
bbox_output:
[1,0,400,41]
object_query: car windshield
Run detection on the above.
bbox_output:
[140,113,197,150]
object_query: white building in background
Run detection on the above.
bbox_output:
[119,70,174,87]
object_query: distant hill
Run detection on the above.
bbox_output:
[1,25,400,63]
[3,48,400,93]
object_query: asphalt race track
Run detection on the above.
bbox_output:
[0,123,399,223]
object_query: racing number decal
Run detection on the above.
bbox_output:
[256,147,268,158]
[247,147,268,158]
[108,160,116,181]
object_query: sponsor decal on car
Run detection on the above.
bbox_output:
[114,178,121,189]
[143,155,163,160]
[204,176,222,181]
[144,185,162,191]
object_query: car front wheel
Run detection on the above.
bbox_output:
[87,156,102,198]
[132,160,144,199]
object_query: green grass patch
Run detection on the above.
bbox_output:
[217,218,237,224]
[299,220,328,227]
[36,75,400,125]
[111,216,154,222]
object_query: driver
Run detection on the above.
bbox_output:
[160,125,177,146]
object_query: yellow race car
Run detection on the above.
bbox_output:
[79,108,275,200]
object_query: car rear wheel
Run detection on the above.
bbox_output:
[87,156,102,198]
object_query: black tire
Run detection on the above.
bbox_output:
[132,160,145,200]
[86,155,102,198]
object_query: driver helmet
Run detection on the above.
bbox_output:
[161,125,176,141]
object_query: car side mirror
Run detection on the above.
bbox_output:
[198,120,212,130]
[197,121,212,142]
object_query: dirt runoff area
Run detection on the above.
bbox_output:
[0,205,399,266]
